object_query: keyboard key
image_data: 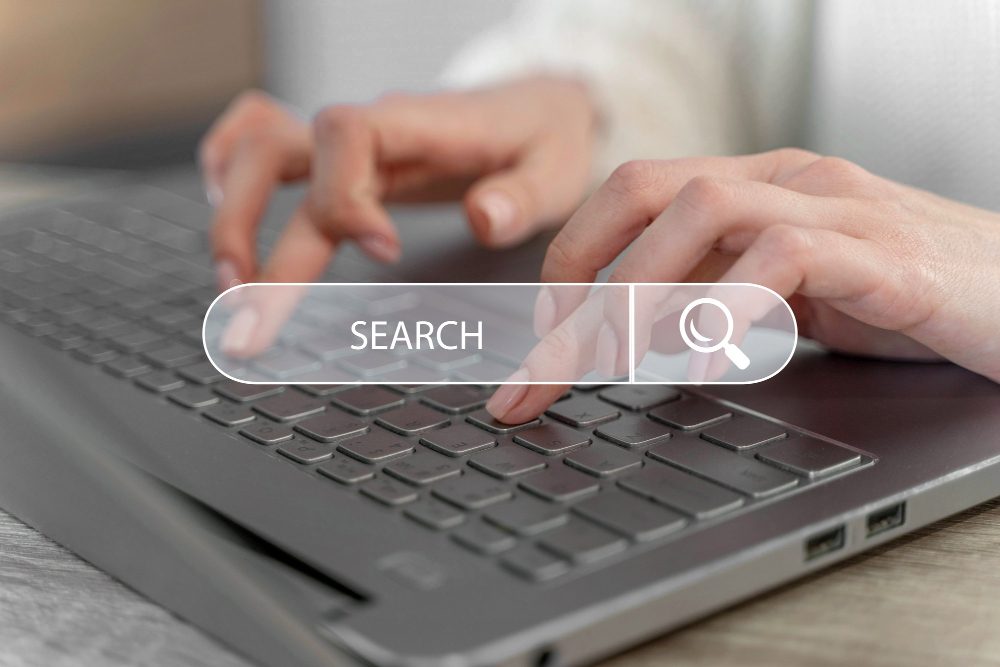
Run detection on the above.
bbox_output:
[647,441,798,498]
[293,413,369,442]
[385,384,432,395]
[572,490,686,541]
[252,391,326,422]
[619,463,744,519]
[564,443,642,477]
[513,423,590,456]
[648,397,732,430]
[72,342,118,363]
[501,545,569,581]
[103,355,151,378]
[756,437,862,478]
[316,457,375,485]
[298,331,353,360]
[594,415,673,448]
[47,328,88,350]
[420,423,497,457]
[451,520,517,555]
[142,343,203,368]
[239,422,294,446]
[432,472,513,510]
[375,404,450,435]
[135,371,185,393]
[466,409,541,434]
[420,386,488,413]
[277,437,336,464]
[299,383,355,397]
[537,518,627,564]
[177,361,224,385]
[700,417,788,451]
[404,499,466,530]
[545,396,621,427]
[337,432,413,463]
[203,403,256,427]
[251,347,322,380]
[483,496,568,536]
[384,451,462,485]
[519,466,600,502]
[360,477,419,506]
[331,386,404,415]
[337,350,406,376]
[452,358,518,383]
[215,381,284,403]
[469,445,547,479]
[167,386,220,409]
[108,327,165,353]
[599,386,680,411]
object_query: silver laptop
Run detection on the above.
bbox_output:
[1,169,998,667]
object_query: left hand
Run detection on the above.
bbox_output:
[486,149,1000,422]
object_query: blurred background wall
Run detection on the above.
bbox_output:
[0,0,515,169]
[262,0,515,113]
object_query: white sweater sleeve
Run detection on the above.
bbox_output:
[441,0,813,184]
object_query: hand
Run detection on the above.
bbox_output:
[485,149,1000,422]
[199,77,598,289]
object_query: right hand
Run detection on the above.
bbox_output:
[199,77,598,289]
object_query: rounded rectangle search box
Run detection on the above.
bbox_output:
[202,283,796,385]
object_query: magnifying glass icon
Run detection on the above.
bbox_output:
[678,297,751,370]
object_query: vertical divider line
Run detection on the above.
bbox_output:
[628,284,635,383]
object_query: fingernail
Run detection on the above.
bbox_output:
[687,350,709,383]
[206,183,223,207]
[478,191,518,244]
[220,307,259,357]
[485,367,530,420]
[533,286,557,338]
[215,259,242,293]
[358,235,401,263]
[596,322,620,378]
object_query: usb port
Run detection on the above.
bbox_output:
[804,525,845,561]
[866,502,906,537]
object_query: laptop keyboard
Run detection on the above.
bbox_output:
[0,189,874,583]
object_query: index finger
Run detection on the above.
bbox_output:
[537,150,819,332]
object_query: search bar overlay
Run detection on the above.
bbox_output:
[203,283,796,385]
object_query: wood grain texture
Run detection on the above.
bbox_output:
[2,499,999,666]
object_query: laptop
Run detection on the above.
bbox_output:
[1,168,998,667]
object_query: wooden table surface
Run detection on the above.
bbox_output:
[3,497,999,667]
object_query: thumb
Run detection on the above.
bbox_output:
[464,148,585,248]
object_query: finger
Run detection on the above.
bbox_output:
[258,204,337,284]
[199,91,303,202]
[693,225,887,381]
[537,149,818,333]
[487,286,628,423]
[209,130,311,288]
[216,283,308,360]
[464,137,589,248]
[601,178,842,368]
[307,106,401,263]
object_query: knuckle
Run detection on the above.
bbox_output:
[758,224,812,263]
[607,160,661,197]
[769,147,819,164]
[313,104,365,137]
[232,89,279,120]
[674,176,729,217]
[809,156,869,182]
[536,324,580,360]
